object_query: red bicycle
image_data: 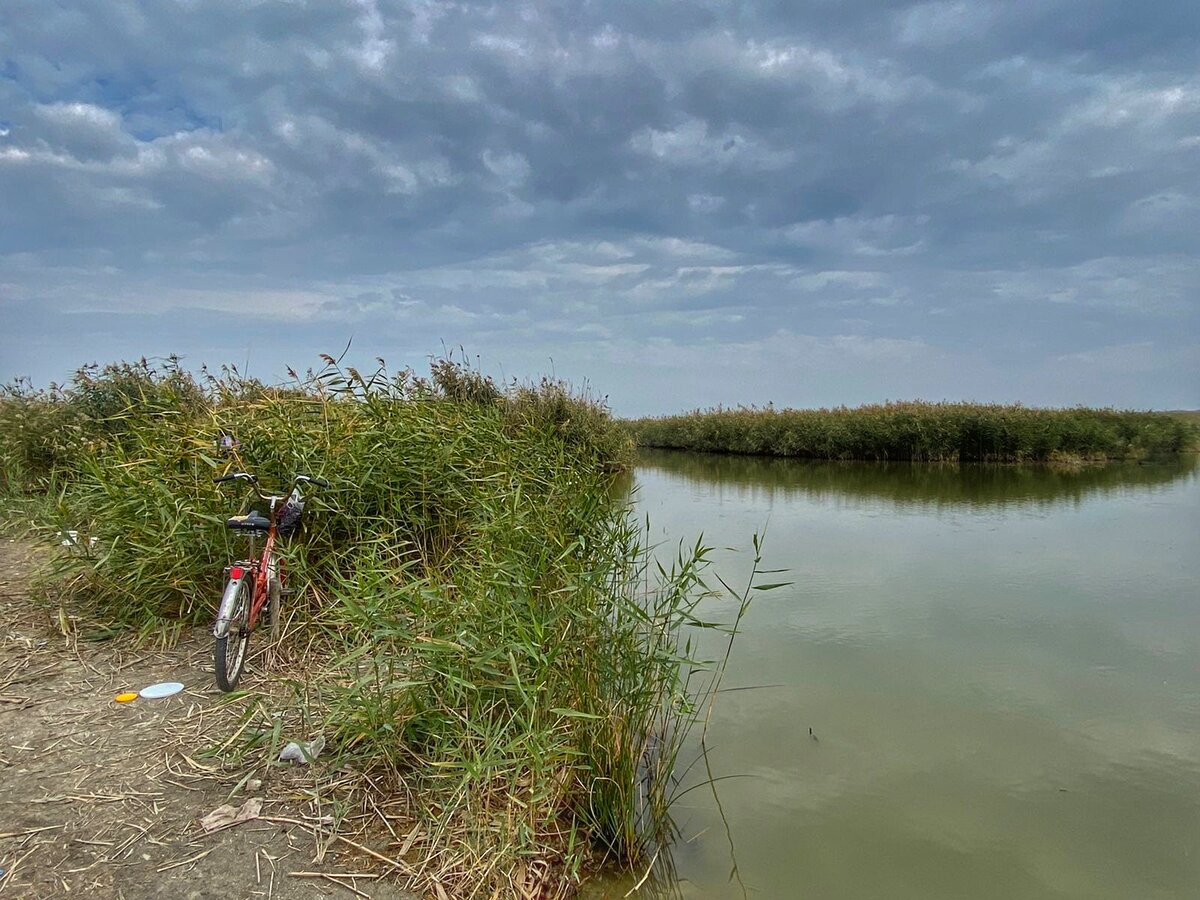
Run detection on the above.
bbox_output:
[212,472,327,691]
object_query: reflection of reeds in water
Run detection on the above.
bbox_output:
[634,449,1199,513]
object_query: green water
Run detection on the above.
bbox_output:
[591,452,1200,899]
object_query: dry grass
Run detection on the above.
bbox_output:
[0,539,421,899]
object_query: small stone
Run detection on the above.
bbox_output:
[246,778,263,793]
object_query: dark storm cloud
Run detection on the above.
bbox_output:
[1,0,1196,411]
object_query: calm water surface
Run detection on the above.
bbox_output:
[588,452,1200,900]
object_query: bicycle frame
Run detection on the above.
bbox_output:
[214,520,280,639]
[213,472,326,638]
[213,471,326,690]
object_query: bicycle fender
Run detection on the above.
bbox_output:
[213,573,248,638]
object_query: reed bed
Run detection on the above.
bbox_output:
[629,401,1194,462]
[0,356,750,898]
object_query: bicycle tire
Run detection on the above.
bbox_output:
[214,577,252,692]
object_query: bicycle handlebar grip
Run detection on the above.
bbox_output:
[213,474,238,484]
[311,477,330,488]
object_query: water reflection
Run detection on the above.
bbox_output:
[634,449,1198,513]
[587,451,1200,899]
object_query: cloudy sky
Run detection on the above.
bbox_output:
[2,1,1197,414]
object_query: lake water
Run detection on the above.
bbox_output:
[588,452,1200,899]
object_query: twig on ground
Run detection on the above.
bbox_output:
[155,847,214,872]
[0,846,38,894]
[259,815,415,875]
[0,825,63,840]
[296,872,372,898]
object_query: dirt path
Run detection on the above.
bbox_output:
[0,539,419,900]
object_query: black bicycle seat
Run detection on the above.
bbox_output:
[225,511,271,531]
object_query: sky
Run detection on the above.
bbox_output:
[1,1,1198,416]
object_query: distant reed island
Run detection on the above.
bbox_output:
[628,402,1197,463]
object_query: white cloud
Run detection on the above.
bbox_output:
[785,215,930,258]
[897,1,1000,47]
[350,0,395,73]
[35,102,122,130]
[1069,82,1200,130]
[626,265,762,302]
[951,76,1200,200]
[1052,341,1160,374]
[176,140,274,183]
[630,118,795,171]
[990,256,1197,315]
[688,193,725,213]
[472,33,533,61]
[1121,190,1200,232]
[790,270,886,292]
[2,102,275,189]
[481,149,531,187]
[633,237,738,261]
[743,39,928,106]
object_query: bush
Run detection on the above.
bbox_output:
[1,354,734,898]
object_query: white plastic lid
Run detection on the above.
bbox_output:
[139,681,185,699]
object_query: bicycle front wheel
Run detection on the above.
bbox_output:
[214,577,252,692]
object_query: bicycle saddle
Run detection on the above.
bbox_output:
[225,510,272,531]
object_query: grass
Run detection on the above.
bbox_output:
[629,401,1196,463]
[0,355,756,898]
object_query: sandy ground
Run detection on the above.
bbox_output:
[0,538,420,900]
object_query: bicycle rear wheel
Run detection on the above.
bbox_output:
[214,577,252,692]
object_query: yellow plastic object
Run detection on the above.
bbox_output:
[114,691,139,703]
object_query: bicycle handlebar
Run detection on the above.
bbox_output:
[213,472,257,485]
[213,472,329,495]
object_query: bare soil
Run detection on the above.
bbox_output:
[0,538,420,900]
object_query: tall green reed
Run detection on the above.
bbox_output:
[629,401,1193,462]
[1,354,741,898]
